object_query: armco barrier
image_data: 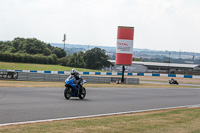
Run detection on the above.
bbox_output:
[126,78,140,84]
[1,69,200,79]
[82,76,111,83]
[15,72,139,84]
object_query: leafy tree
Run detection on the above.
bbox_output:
[83,47,113,70]
[53,47,66,58]
[67,53,77,67]
[12,37,24,51]
[77,51,85,68]
[66,51,85,68]
[44,48,52,56]
[50,54,58,64]
[0,44,14,52]
[58,56,69,66]
[0,37,67,64]
[3,37,67,58]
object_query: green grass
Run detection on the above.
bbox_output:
[0,61,102,72]
[1,108,200,133]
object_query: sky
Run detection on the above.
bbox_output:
[0,0,200,53]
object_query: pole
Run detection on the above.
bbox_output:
[63,34,66,50]
[122,65,125,82]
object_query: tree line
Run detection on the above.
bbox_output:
[0,38,113,70]
[0,37,66,57]
[0,52,58,64]
[59,47,114,69]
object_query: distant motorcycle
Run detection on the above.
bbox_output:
[64,77,86,100]
[169,78,179,85]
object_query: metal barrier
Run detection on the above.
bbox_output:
[1,69,200,79]
[15,72,139,84]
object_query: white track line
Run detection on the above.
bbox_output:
[1,104,200,127]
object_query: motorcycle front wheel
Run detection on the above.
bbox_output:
[79,87,86,99]
[64,87,72,99]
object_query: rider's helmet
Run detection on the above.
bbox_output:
[71,68,76,75]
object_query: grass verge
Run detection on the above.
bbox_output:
[0,107,200,133]
[0,80,198,88]
[0,61,102,72]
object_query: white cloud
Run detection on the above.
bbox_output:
[0,0,200,52]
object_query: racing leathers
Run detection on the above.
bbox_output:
[67,72,83,90]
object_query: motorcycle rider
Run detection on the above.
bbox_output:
[169,78,178,85]
[68,68,83,92]
[170,78,174,83]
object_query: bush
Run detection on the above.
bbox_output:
[0,52,58,65]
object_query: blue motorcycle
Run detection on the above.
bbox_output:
[64,77,86,99]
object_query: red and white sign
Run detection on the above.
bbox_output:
[116,26,134,65]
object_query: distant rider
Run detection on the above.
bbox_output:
[170,78,174,83]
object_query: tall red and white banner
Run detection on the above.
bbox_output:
[116,26,134,65]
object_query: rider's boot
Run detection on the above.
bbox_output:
[78,85,82,95]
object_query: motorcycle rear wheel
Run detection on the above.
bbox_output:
[79,87,86,99]
[64,87,72,99]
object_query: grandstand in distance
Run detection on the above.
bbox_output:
[106,60,200,74]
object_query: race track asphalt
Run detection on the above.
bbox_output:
[0,87,200,124]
